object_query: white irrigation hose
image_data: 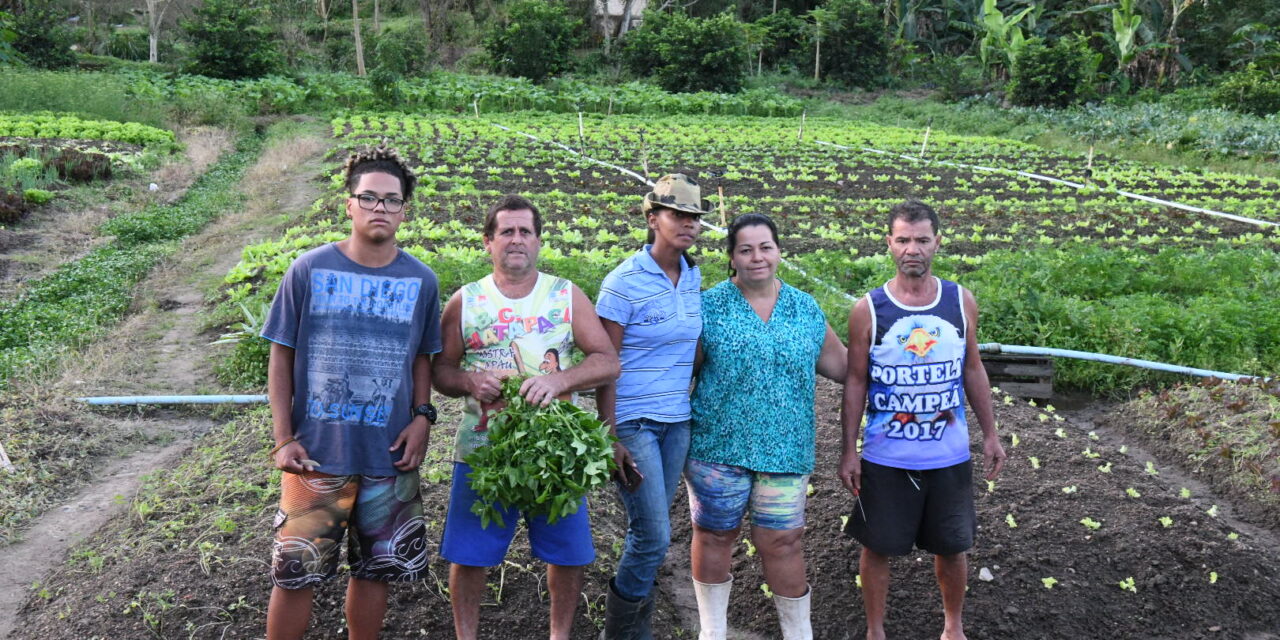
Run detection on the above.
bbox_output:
[978,344,1260,382]
[814,140,1279,229]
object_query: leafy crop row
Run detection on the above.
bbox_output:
[121,70,802,118]
[0,112,176,147]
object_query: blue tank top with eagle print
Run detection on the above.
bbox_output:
[862,277,971,470]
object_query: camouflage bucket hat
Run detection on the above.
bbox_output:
[642,173,712,215]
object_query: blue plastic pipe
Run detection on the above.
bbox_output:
[977,343,1259,382]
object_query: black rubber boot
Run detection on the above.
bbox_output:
[599,578,656,640]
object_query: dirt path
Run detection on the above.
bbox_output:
[0,123,329,638]
[0,127,234,298]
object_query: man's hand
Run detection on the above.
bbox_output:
[838,450,863,496]
[520,373,567,407]
[467,371,504,404]
[392,418,431,471]
[983,435,1007,481]
[611,441,638,487]
[274,441,313,474]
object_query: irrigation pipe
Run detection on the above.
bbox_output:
[978,344,1260,382]
[814,140,1279,229]
[73,346,1259,407]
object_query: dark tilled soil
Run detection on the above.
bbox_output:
[13,381,1280,639]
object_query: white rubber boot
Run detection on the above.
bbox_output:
[773,585,812,640]
[692,575,733,640]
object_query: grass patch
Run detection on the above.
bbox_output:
[810,95,1280,180]
[0,71,168,128]
[0,388,159,545]
[1117,379,1280,526]
[0,136,263,388]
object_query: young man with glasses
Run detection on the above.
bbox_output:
[260,144,442,640]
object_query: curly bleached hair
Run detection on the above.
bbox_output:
[343,140,417,202]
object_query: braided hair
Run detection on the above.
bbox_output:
[343,140,416,201]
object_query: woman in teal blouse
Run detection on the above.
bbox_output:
[686,213,847,640]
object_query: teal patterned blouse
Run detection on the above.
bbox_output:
[689,280,827,474]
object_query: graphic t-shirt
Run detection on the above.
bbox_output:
[454,272,575,461]
[261,243,442,476]
[861,277,971,471]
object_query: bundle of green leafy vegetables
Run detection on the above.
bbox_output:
[464,375,616,528]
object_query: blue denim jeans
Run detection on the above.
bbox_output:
[612,418,691,600]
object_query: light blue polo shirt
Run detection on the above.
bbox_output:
[596,246,702,425]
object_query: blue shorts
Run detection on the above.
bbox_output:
[685,457,809,531]
[440,462,595,567]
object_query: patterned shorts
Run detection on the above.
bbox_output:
[685,457,809,531]
[270,471,428,589]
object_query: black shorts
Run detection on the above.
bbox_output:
[844,459,976,557]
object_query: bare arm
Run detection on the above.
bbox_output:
[521,285,621,405]
[432,290,502,403]
[961,287,1006,481]
[816,323,848,382]
[595,318,637,484]
[594,319,625,428]
[267,342,309,473]
[392,353,433,471]
[837,298,872,496]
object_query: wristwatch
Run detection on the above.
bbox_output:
[411,402,438,423]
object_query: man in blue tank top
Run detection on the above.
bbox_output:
[838,200,1007,640]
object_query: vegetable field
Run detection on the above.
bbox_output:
[223,112,1280,392]
[6,108,1280,639]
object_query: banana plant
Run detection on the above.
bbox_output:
[977,0,1034,80]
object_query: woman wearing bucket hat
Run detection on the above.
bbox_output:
[594,174,710,639]
[686,213,847,640]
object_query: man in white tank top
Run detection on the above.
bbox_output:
[839,200,1007,640]
[432,195,619,640]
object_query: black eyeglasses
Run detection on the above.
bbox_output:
[351,193,406,213]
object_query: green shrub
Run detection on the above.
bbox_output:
[622,11,748,94]
[181,0,278,80]
[0,71,169,127]
[1007,36,1099,108]
[11,8,77,69]
[752,9,807,73]
[1213,64,1280,117]
[23,188,54,205]
[814,0,887,88]
[214,335,270,389]
[106,27,148,61]
[372,23,433,76]
[928,55,988,102]
[484,0,582,82]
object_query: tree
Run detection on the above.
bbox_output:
[11,7,77,69]
[182,0,277,79]
[810,0,887,88]
[144,0,175,62]
[352,0,366,76]
[484,0,583,82]
[622,10,748,93]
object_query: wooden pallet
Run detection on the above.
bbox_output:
[982,354,1054,398]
